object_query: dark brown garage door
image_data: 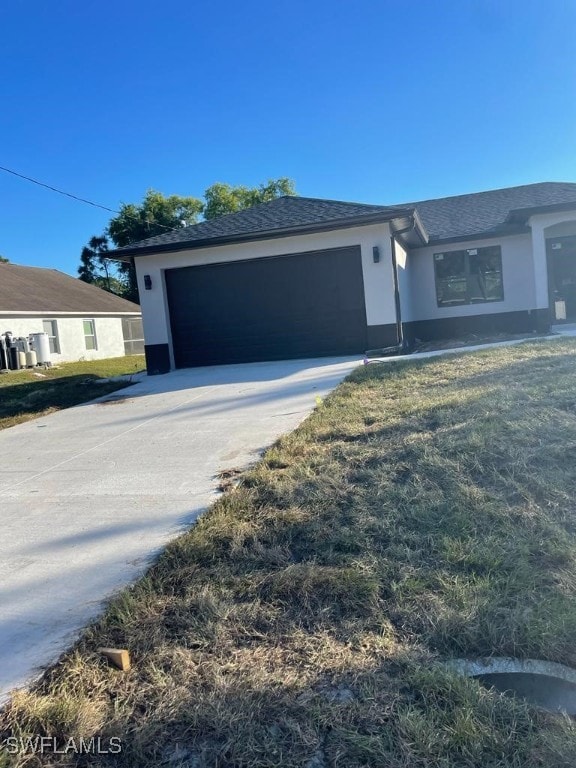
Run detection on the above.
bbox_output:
[165,245,368,367]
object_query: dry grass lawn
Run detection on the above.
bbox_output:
[0,356,145,430]
[2,340,576,766]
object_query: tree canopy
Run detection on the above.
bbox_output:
[203,178,296,220]
[107,190,204,248]
[78,235,110,284]
[78,178,296,304]
[0,255,9,263]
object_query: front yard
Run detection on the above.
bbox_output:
[0,356,145,430]
[2,340,576,766]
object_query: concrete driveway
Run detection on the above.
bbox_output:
[0,356,360,703]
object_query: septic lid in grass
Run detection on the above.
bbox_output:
[444,658,576,715]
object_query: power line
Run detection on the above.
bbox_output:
[0,164,187,234]
[0,165,120,214]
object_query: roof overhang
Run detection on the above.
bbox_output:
[390,209,429,247]
[506,200,576,225]
[108,207,427,261]
[409,201,576,249]
[411,225,531,249]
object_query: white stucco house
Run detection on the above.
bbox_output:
[0,264,143,363]
[108,182,576,374]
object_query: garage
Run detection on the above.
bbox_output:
[165,245,368,367]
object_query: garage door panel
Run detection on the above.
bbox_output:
[165,246,368,367]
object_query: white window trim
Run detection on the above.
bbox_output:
[83,319,98,351]
[42,319,60,354]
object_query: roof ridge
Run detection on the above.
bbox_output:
[203,195,394,215]
[1,263,87,278]
[0,263,140,312]
[406,181,576,207]
[0,263,68,271]
[278,194,391,209]
[0,263,46,269]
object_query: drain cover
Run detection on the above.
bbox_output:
[445,658,576,714]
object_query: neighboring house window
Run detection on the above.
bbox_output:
[83,319,98,350]
[42,319,60,354]
[121,317,145,355]
[434,246,504,307]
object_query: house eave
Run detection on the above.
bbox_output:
[506,201,576,224]
[410,224,532,249]
[107,209,419,261]
[390,209,429,247]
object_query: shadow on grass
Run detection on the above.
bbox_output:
[3,341,576,765]
[0,375,133,428]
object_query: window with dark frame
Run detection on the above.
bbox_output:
[42,319,60,354]
[434,246,504,307]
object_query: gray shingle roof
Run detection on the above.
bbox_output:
[111,182,576,257]
[0,264,141,314]
[404,182,576,242]
[113,197,413,256]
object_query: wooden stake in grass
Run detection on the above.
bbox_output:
[98,647,131,671]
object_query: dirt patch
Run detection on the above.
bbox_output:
[215,467,245,492]
[412,329,548,354]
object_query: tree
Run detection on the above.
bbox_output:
[0,255,9,263]
[78,235,115,289]
[77,179,297,304]
[107,189,204,248]
[77,192,204,304]
[203,177,296,220]
[106,190,204,303]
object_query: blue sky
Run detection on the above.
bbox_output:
[1,0,575,276]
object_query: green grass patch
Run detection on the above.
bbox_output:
[2,340,576,766]
[0,356,145,430]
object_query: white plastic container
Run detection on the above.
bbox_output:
[25,350,37,367]
[30,332,51,365]
[555,300,567,321]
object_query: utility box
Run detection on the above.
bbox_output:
[30,332,51,365]
[555,299,567,321]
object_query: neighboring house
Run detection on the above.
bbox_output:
[0,264,143,363]
[108,182,576,374]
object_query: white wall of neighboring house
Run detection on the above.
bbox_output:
[0,315,137,363]
[134,223,398,351]
[408,233,536,322]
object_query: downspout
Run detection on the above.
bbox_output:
[364,218,414,360]
[390,234,404,350]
